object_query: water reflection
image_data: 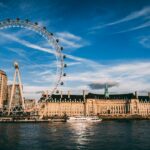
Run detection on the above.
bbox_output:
[67,122,97,147]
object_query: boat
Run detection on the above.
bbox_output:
[67,116,102,122]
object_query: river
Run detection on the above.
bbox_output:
[0,120,150,150]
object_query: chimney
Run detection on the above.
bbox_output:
[83,90,86,101]
[135,91,138,99]
[46,90,48,99]
[68,91,70,98]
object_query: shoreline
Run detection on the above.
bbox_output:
[99,115,150,120]
[0,115,150,123]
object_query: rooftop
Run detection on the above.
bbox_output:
[87,93,136,100]
[138,96,150,102]
[39,92,139,102]
[0,70,7,76]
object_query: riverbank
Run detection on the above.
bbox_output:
[99,115,150,120]
[0,116,67,123]
[0,115,150,123]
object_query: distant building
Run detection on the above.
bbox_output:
[24,99,36,110]
[0,70,7,108]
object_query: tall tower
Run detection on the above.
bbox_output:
[0,70,7,108]
[104,83,109,98]
[8,62,25,115]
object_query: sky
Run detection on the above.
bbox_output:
[0,0,150,99]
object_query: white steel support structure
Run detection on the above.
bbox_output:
[8,62,25,115]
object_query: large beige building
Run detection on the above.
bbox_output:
[0,70,7,108]
[39,92,150,118]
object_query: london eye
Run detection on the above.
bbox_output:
[0,18,67,99]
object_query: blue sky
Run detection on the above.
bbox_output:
[0,0,150,99]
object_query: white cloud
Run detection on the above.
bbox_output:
[91,6,150,30]
[0,31,56,55]
[56,32,90,49]
[23,85,49,99]
[61,60,150,94]
[139,36,150,48]
[7,47,27,58]
[57,32,81,41]
[0,31,90,63]
[117,21,150,33]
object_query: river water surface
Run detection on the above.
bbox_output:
[0,120,150,150]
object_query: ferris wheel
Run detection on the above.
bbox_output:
[0,18,67,97]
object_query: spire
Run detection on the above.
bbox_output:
[104,83,109,98]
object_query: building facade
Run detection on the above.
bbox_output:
[24,99,36,112]
[0,70,7,108]
[39,92,150,117]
